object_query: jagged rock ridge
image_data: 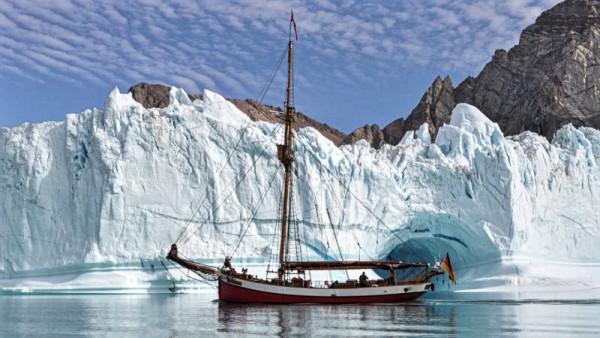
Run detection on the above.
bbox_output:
[128,82,203,109]
[342,76,454,149]
[228,98,347,145]
[455,0,600,140]
[341,124,385,148]
[130,0,599,149]
[346,0,600,147]
[128,83,347,145]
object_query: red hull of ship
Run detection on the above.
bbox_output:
[218,279,426,304]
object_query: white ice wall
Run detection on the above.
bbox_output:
[1,89,599,290]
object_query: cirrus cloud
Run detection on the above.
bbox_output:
[0,0,563,131]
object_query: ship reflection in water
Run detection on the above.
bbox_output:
[217,300,455,336]
[2,292,600,336]
[215,292,600,336]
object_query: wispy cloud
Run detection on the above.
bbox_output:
[0,0,563,128]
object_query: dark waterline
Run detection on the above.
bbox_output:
[2,292,600,337]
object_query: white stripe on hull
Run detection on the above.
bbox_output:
[220,275,430,297]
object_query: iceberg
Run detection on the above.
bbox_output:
[1,88,600,293]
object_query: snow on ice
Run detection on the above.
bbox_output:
[1,87,600,293]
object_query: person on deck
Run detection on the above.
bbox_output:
[359,272,369,287]
[224,256,232,269]
[390,270,397,285]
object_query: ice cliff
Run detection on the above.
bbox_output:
[1,87,600,293]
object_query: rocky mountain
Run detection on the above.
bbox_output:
[129,0,599,149]
[128,83,347,145]
[342,76,454,149]
[456,0,600,140]
[346,0,600,147]
[128,82,203,108]
[340,123,385,148]
[228,98,347,145]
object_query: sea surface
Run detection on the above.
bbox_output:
[2,291,600,337]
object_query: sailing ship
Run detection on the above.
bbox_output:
[167,12,455,303]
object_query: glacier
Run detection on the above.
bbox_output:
[1,86,600,294]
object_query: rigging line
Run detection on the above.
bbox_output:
[316,169,335,282]
[285,162,331,265]
[175,123,254,243]
[290,44,295,108]
[266,215,280,279]
[288,173,304,263]
[337,151,375,246]
[178,122,284,245]
[285,178,293,263]
[292,210,299,262]
[267,176,285,278]
[291,185,304,263]
[309,156,374,262]
[293,146,374,263]
[316,166,333,262]
[288,178,297,261]
[176,44,288,245]
[301,170,329,261]
[318,164,375,261]
[315,204,330,261]
[301,203,310,262]
[338,165,355,255]
[315,160,336,261]
[295,139,427,262]
[338,160,369,259]
[336,147,385,257]
[297,198,319,258]
[179,123,283,245]
[257,45,288,103]
[325,208,349,280]
[228,163,282,259]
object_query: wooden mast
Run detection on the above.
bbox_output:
[277,36,295,281]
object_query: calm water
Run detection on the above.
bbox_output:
[2,292,600,337]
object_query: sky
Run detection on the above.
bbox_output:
[0,0,563,134]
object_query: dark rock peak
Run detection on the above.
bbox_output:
[128,82,171,109]
[344,75,454,147]
[400,75,454,140]
[341,124,384,149]
[345,0,600,147]
[127,83,346,145]
[455,0,600,139]
[381,119,404,147]
[127,82,202,109]
[519,0,600,49]
[229,98,347,145]
[535,0,599,26]
[229,98,282,124]
[342,76,455,149]
[346,0,600,147]
[399,75,454,141]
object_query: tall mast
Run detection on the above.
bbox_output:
[277,37,295,281]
